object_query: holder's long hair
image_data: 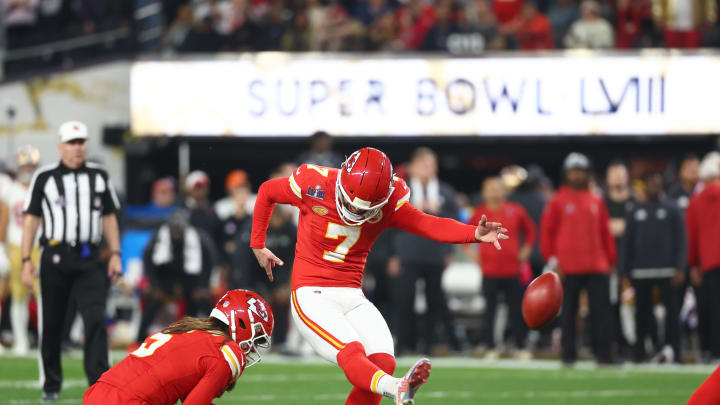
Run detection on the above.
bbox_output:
[162,316,231,340]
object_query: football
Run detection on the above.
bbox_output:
[522,272,563,330]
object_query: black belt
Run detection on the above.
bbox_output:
[44,242,100,259]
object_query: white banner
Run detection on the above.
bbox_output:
[130,53,720,136]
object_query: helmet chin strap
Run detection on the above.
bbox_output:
[231,310,237,342]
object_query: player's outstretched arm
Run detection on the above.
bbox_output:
[250,177,296,280]
[251,247,284,282]
[391,203,509,249]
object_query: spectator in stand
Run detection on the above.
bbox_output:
[2,0,40,49]
[461,0,515,50]
[135,211,217,345]
[686,151,720,362]
[312,1,366,51]
[160,4,195,53]
[701,0,720,46]
[493,0,523,25]
[564,0,615,48]
[193,0,237,37]
[367,10,402,50]
[391,147,461,355]
[615,0,658,48]
[282,8,312,51]
[353,0,392,26]
[179,15,222,52]
[420,1,458,51]
[466,177,535,359]
[395,0,437,50]
[256,0,288,50]
[296,131,344,169]
[506,1,554,50]
[622,172,686,363]
[548,0,579,46]
[184,170,222,249]
[541,152,616,365]
[653,0,717,48]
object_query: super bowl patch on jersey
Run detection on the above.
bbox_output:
[306,185,325,199]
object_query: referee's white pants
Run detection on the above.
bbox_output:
[290,287,394,364]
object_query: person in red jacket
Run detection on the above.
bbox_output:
[540,152,616,365]
[84,289,274,405]
[467,177,536,359]
[686,152,720,361]
[509,2,555,50]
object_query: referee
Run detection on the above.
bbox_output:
[21,121,122,402]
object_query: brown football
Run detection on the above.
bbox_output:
[522,272,563,330]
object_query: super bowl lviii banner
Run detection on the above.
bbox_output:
[130,53,720,136]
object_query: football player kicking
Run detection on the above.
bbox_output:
[84,289,273,405]
[251,147,509,405]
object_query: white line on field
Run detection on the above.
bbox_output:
[5,400,80,405]
[221,389,691,402]
[9,348,718,375]
[0,379,87,389]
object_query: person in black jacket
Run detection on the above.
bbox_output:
[391,147,461,355]
[622,173,686,363]
[231,206,296,346]
[135,211,216,344]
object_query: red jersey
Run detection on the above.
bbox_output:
[493,0,523,24]
[686,182,720,273]
[516,14,554,50]
[251,164,477,289]
[469,201,536,278]
[96,330,245,405]
[540,186,616,274]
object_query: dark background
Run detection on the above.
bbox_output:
[122,133,719,204]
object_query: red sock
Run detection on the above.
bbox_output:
[337,342,394,397]
[345,353,396,405]
[688,365,720,405]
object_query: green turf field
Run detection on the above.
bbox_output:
[0,353,711,404]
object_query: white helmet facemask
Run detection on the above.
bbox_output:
[335,173,393,226]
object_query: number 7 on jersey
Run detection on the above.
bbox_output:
[323,223,361,263]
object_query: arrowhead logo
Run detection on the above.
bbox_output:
[247,297,269,322]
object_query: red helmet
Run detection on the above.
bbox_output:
[210,289,274,367]
[335,147,395,225]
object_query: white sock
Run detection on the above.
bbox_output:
[376,373,400,400]
[11,297,30,352]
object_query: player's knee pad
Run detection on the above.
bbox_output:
[368,352,396,374]
[337,341,366,365]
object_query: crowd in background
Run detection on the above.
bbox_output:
[2,132,720,366]
[3,0,720,54]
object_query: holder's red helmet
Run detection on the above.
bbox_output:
[335,147,394,225]
[210,289,274,367]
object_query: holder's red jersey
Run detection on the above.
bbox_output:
[95,330,245,405]
[251,164,478,289]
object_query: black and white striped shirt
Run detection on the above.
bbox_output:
[24,161,121,247]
